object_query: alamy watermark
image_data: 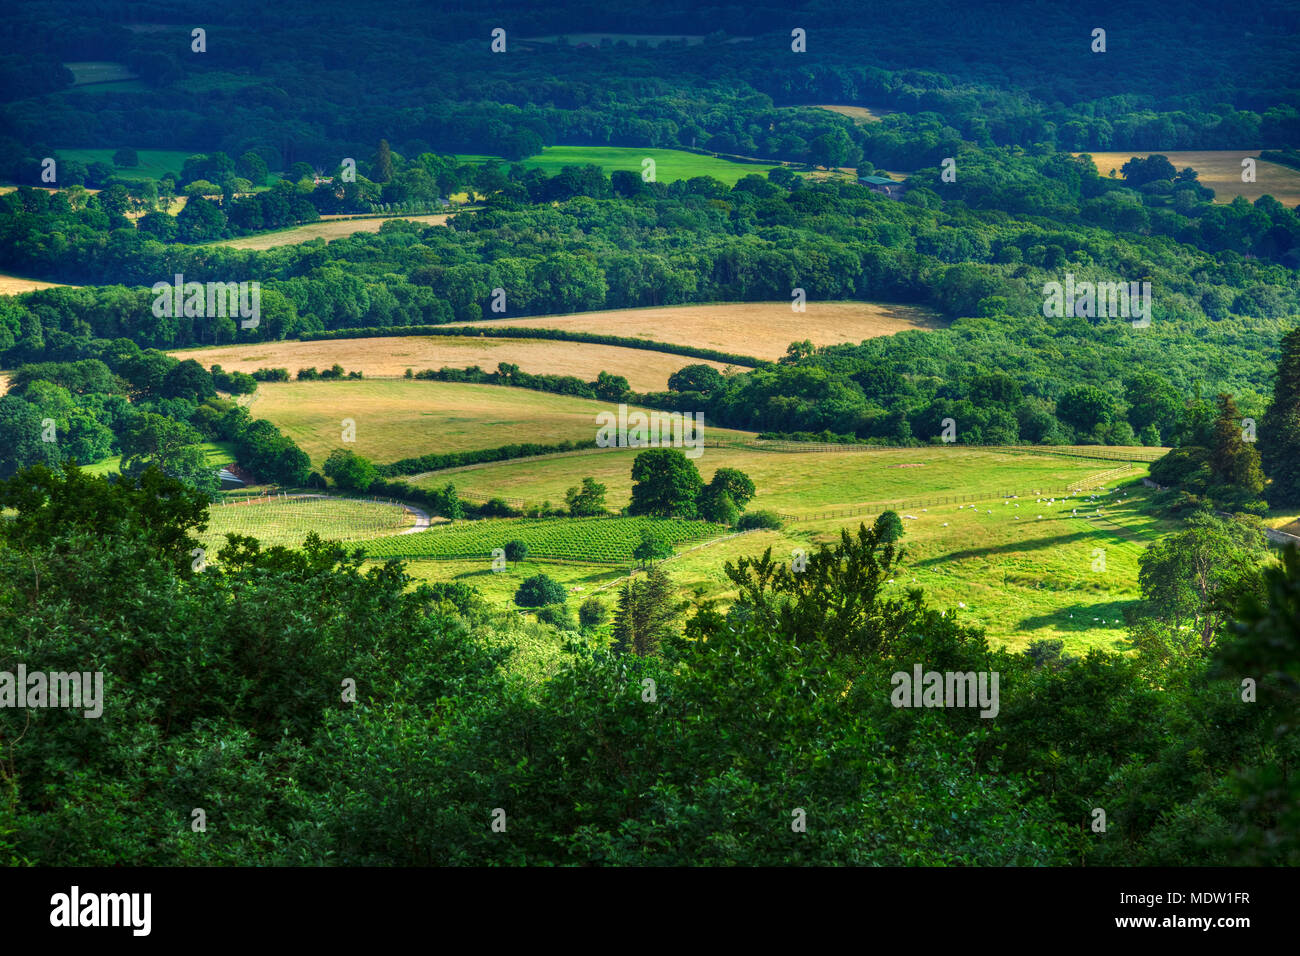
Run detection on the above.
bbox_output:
[0,665,104,718]
[596,403,705,459]
[151,273,260,329]
[1043,273,1150,327]
[890,665,999,718]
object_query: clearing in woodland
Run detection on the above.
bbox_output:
[1078,150,1300,205]
[208,213,452,249]
[171,335,739,393]
[801,104,895,123]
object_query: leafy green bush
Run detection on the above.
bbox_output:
[736,510,783,530]
[514,573,566,607]
[578,596,609,628]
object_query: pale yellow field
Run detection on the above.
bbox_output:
[170,335,740,393]
[0,273,70,294]
[63,61,137,85]
[210,213,451,250]
[0,372,9,395]
[805,104,894,123]
[1077,150,1300,205]
[0,186,101,196]
[449,301,944,361]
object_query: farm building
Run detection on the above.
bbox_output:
[858,175,906,199]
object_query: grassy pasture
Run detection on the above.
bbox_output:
[53,148,193,182]
[80,441,236,477]
[454,146,780,186]
[650,480,1163,653]
[200,495,415,553]
[1077,150,1300,205]
[398,556,628,608]
[425,444,1127,514]
[449,300,945,361]
[170,335,737,393]
[247,379,754,468]
[208,213,452,250]
[384,479,1156,652]
[392,475,1160,653]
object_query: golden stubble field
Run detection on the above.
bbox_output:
[805,104,894,123]
[210,213,451,250]
[449,300,945,361]
[0,273,70,294]
[1077,150,1300,205]
[172,335,739,393]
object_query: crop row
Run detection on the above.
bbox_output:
[364,516,722,564]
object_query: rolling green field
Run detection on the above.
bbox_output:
[421,444,1135,515]
[81,440,236,476]
[630,480,1162,653]
[455,145,783,185]
[53,148,193,181]
[390,476,1160,652]
[383,442,1160,651]
[384,478,1158,652]
[365,515,722,564]
[201,494,415,552]
[248,379,754,467]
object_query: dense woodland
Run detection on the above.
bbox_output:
[1,467,1297,865]
[3,0,1299,177]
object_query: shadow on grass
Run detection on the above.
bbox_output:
[1018,599,1137,649]
[911,530,1097,567]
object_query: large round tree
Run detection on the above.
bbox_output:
[628,448,703,518]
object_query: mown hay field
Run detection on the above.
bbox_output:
[170,335,738,393]
[449,300,945,361]
[208,213,451,249]
[0,272,71,295]
[1077,150,1300,205]
[803,104,895,123]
